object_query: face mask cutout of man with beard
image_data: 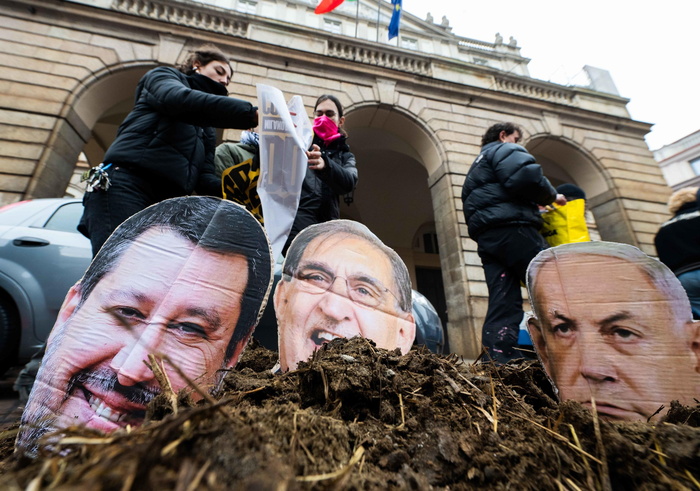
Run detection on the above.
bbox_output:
[16,196,273,456]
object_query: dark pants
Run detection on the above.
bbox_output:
[79,167,173,256]
[476,225,548,364]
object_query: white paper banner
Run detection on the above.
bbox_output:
[256,84,314,260]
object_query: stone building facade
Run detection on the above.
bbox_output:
[654,129,700,191]
[1,0,671,357]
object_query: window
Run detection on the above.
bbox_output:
[44,202,84,233]
[206,0,235,8]
[413,223,440,254]
[238,0,257,14]
[691,157,700,175]
[422,233,439,254]
[401,37,418,50]
[323,19,342,35]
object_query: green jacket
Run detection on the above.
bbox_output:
[215,142,263,223]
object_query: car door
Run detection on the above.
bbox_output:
[7,201,92,344]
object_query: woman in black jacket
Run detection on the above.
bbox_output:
[282,94,359,254]
[79,44,259,256]
[654,186,700,319]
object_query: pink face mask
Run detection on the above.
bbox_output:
[313,115,342,144]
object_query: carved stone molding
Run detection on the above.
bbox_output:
[327,40,432,76]
[494,77,576,106]
[111,0,248,37]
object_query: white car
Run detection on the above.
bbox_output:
[0,198,91,375]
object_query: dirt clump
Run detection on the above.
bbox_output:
[0,337,698,490]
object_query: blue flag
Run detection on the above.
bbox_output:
[388,0,402,40]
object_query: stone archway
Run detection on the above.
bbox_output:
[27,65,152,199]
[76,68,152,166]
[341,104,450,343]
[527,135,637,245]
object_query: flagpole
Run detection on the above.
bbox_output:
[387,0,401,44]
[376,0,381,42]
[394,0,398,46]
[354,0,359,38]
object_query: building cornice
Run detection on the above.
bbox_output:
[112,0,249,38]
[6,0,638,126]
[103,0,629,115]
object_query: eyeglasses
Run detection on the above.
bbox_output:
[285,268,399,310]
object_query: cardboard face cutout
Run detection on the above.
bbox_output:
[526,241,700,422]
[275,220,416,372]
[16,197,273,455]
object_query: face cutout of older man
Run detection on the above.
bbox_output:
[527,241,700,422]
[17,197,273,455]
[275,220,416,372]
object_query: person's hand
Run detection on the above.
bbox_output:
[306,144,325,170]
[554,193,567,206]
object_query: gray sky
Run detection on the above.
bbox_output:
[406,0,696,150]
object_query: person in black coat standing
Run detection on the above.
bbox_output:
[79,44,259,256]
[462,122,565,364]
[654,186,700,319]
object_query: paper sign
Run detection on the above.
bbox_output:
[256,84,314,261]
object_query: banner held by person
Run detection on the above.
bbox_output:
[256,84,313,261]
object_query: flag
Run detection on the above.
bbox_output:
[314,0,345,14]
[388,0,402,40]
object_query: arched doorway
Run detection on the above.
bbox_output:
[527,135,635,245]
[342,104,448,345]
[28,65,152,199]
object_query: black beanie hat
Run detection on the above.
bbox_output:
[556,183,586,200]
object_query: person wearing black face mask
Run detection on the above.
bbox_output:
[78,44,259,257]
[282,94,359,256]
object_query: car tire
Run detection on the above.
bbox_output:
[0,293,20,377]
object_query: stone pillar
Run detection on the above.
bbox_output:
[429,163,480,359]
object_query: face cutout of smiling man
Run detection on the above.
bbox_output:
[275,220,416,372]
[526,241,700,422]
[17,197,273,455]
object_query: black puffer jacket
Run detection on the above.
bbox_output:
[461,141,557,239]
[654,189,700,275]
[295,134,358,226]
[103,66,258,197]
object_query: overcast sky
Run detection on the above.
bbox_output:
[404,0,695,150]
